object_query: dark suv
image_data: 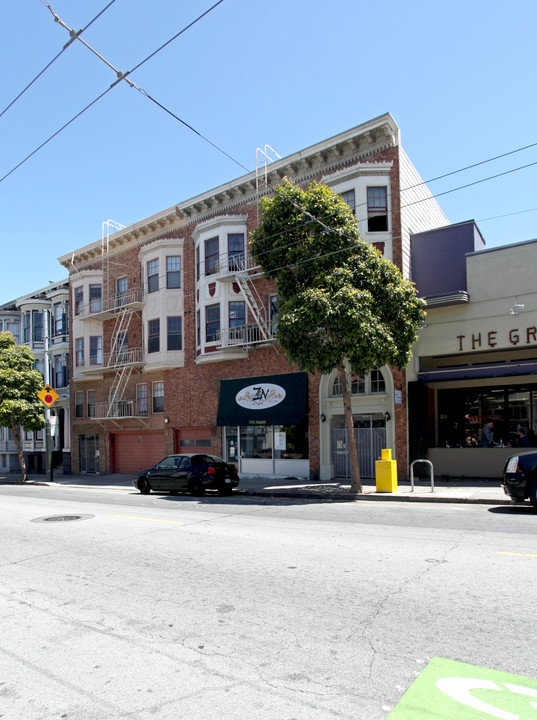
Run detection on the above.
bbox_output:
[503,451,537,508]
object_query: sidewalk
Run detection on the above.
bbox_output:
[0,471,514,505]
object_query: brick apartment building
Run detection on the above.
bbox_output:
[59,113,448,480]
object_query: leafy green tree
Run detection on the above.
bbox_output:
[0,332,45,482]
[250,181,426,492]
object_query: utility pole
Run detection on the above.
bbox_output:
[43,309,53,483]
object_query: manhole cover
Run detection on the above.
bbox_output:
[32,514,94,523]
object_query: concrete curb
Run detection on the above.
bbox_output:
[0,476,516,506]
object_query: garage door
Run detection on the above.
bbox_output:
[113,432,166,473]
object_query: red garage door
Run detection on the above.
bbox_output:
[112,432,166,473]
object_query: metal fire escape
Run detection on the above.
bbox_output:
[81,221,146,423]
[214,145,281,351]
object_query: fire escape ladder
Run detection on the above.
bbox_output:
[107,364,134,417]
[234,271,271,341]
[106,304,139,418]
[109,307,132,362]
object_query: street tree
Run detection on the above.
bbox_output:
[0,331,45,482]
[250,181,426,492]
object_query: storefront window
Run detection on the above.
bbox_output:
[241,426,273,459]
[225,423,309,461]
[482,389,505,438]
[273,421,309,459]
[507,388,530,439]
[437,385,536,448]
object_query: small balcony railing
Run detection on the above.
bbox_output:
[200,252,261,280]
[77,347,144,373]
[92,401,149,420]
[77,288,145,320]
[103,346,144,368]
[216,323,275,349]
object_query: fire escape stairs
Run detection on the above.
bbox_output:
[233,270,271,343]
[105,304,148,426]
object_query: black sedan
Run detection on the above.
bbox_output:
[133,454,239,496]
[503,451,537,508]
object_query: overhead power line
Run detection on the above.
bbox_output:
[2,0,536,253]
[0,0,117,120]
[0,0,225,185]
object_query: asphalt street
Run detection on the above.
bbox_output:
[1,484,536,719]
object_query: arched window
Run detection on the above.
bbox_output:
[331,369,385,397]
[370,368,386,394]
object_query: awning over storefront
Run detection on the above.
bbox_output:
[216,372,308,426]
[418,360,537,382]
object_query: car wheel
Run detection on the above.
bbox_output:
[189,479,205,497]
[218,486,233,496]
[138,478,151,495]
[530,482,537,510]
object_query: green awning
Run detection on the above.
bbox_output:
[216,372,308,426]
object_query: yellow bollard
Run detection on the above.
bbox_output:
[375,448,398,492]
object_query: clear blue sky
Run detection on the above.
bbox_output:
[1,0,536,304]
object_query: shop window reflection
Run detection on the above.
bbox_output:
[224,422,309,461]
[437,386,536,448]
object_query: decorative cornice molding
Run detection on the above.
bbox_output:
[60,115,399,270]
[138,235,185,260]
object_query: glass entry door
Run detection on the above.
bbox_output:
[332,414,386,479]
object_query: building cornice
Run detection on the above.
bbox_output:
[59,113,399,271]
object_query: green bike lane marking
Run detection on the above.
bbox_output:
[387,657,537,719]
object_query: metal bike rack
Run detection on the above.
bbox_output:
[410,459,435,493]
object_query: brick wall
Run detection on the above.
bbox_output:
[69,142,410,478]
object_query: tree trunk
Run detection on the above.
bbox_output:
[12,423,27,483]
[338,363,362,493]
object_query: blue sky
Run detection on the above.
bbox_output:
[1,0,536,304]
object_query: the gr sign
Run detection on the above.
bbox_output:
[388,658,537,720]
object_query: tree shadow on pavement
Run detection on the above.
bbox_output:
[153,490,357,507]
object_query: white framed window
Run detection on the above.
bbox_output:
[167,317,182,351]
[166,256,181,289]
[228,233,244,270]
[136,384,148,416]
[75,338,84,366]
[229,301,245,328]
[32,310,43,343]
[117,276,128,305]
[74,286,83,316]
[367,186,388,232]
[341,189,356,215]
[332,369,385,396]
[205,237,219,276]
[89,336,102,365]
[89,284,102,313]
[148,319,160,353]
[87,390,96,418]
[147,259,159,293]
[205,304,220,343]
[75,391,84,418]
[23,312,30,343]
[152,381,164,413]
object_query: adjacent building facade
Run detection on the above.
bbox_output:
[409,225,537,478]
[59,113,449,480]
[0,280,71,474]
